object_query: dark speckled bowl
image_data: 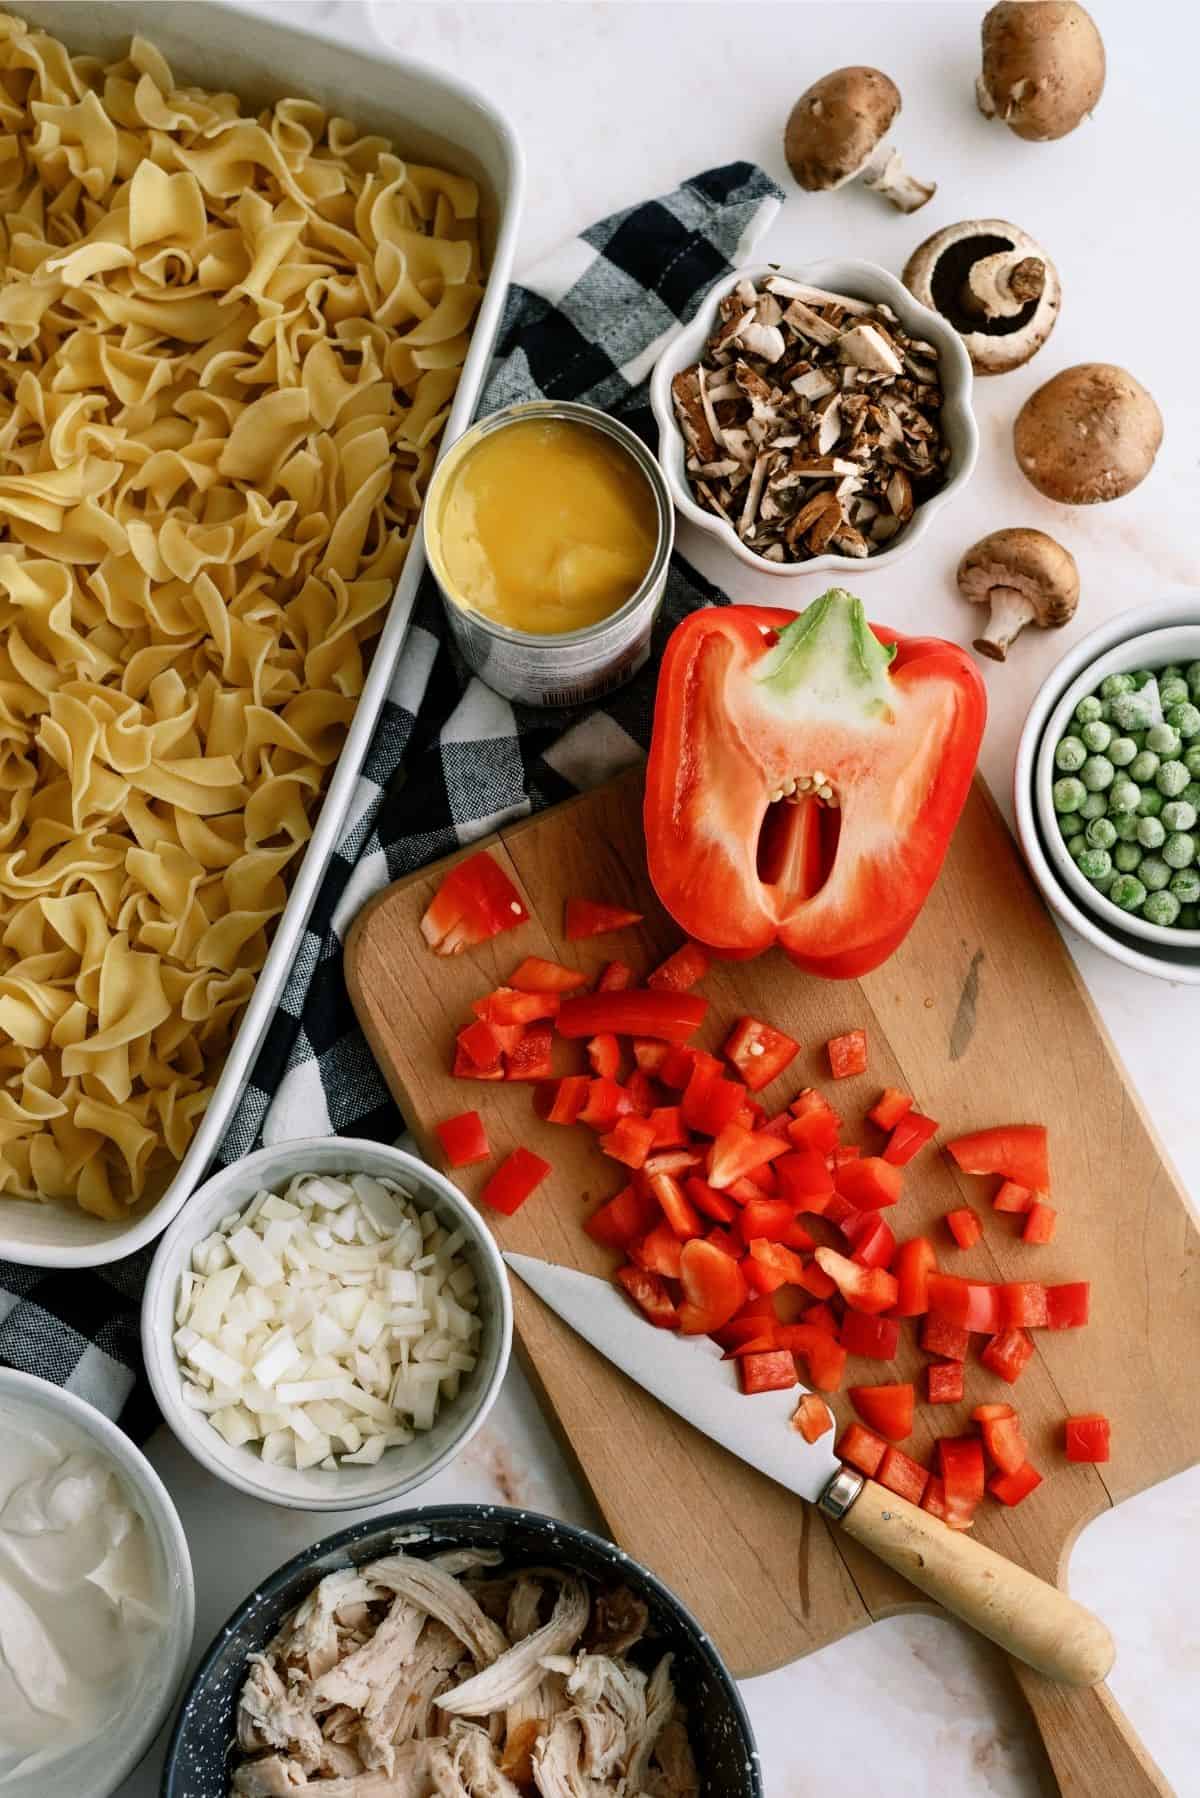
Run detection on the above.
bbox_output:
[161,1505,763,1797]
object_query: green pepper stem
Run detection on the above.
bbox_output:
[754,589,896,720]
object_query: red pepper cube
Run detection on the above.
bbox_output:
[457,1016,503,1070]
[877,1445,928,1506]
[420,850,529,955]
[722,1015,801,1092]
[681,1063,744,1139]
[921,1474,952,1522]
[944,1207,982,1250]
[976,1406,1028,1475]
[647,941,710,994]
[649,1106,688,1148]
[814,1248,898,1316]
[1065,1413,1111,1463]
[791,1394,833,1443]
[475,986,560,1027]
[596,960,635,991]
[883,1110,938,1166]
[834,1156,903,1211]
[658,1045,696,1089]
[988,1462,1043,1506]
[946,1124,1049,1192]
[647,1172,704,1241]
[868,1087,913,1132]
[630,1221,684,1280]
[926,1361,964,1404]
[937,1435,986,1504]
[980,1327,1035,1384]
[615,1265,678,1329]
[598,1114,657,1171]
[1022,1201,1057,1245]
[842,1211,896,1270]
[893,1236,938,1318]
[787,1090,842,1153]
[827,1029,868,1080]
[743,1238,808,1295]
[504,1025,553,1081]
[849,1381,914,1442]
[683,1176,739,1225]
[774,1148,834,1208]
[509,956,589,994]
[739,1197,803,1243]
[999,1281,1049,1329]
[452,1042,504,1081]
[738,1349,798,1396]
[926,1273,1001,1334]
[632,1037,669,1075]
[836,1422,888,1478]
[919,1315,970,1361]
[434,1110,490,1168]
[564,898,643,940]
[840,1312,900,1361]
[801,1300,838,1336]
[993,1179,1034,1214]
[704,1226,742,1259]
[480,1147,551,1216]
[795,1257,838,1301]
[534,1074,590,1125]
[1045,1282,1091,1329]
[587,1033,622,1080]
[584,1184,657,1250]
[575,1078,631,1131]
[706,1122,787,1191]
[774,1323,847,1392]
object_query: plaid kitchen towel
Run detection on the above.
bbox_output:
[0,162,783,1433]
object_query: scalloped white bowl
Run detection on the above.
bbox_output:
[649,258,978,578]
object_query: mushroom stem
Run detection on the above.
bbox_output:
[859,142,937,214]
[974,586,1037,660]
[960,252,1046,320]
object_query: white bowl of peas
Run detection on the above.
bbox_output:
[1015,605,1200,982]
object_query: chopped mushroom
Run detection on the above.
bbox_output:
[957,528,1080,660]
[784,66,936,213]
[977,1,1106,141]
[902,219,1061,375]
[1013,363,1163,503]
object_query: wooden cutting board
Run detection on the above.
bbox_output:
[346,768,1197,1797]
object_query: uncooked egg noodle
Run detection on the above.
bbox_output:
[0,13,483,1217]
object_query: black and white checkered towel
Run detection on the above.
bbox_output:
[0,162,783,1433]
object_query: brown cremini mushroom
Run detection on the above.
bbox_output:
[1014,364,1163,504]
[977,2,1105,141]
[903,219,1060,375]
[785,67,936,214]
[957,528,1079,660]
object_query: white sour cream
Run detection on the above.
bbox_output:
[0,1401,165,1785]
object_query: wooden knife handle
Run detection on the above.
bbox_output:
[839,1478,1114,1687]
[1013,1666,1175,1797]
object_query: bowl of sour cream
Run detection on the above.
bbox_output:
[0,1369,194,1798]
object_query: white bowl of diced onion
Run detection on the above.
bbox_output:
[142,1140,512,1511]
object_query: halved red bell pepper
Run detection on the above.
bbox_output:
[834,1156,903,1210]
[926,1361,964,1405]
[565,897,643,940]
[706,1122,787,1190]
[945,1206,982,1250]
[643,594,986,979]
[676,1237,747,1335]
[1022,1201,1057,1245]
[599,1114,657,1171]
[557,990,708,1043]
[877,1446,928,1506]
[883,1111,939,1166]
[849,1381,914,1442]
[534,1075,591,1125]
[1045,1282,1090,1328]
[421,850,529,954]
[596,960,635,991]
[509,956,589,995]
[837,1421,888,1477]
[999,1282,1048,1329]
[1065,1414,1111,1463]
[434,1111,490,1168]
[981,1327,1035,1384]
[815,1248,898,1315]
[946,1124,1049,1191]
[840,1312,900,1360]
[647,941,710,993]
[739,1349,797,1395]
[926,1273,1001,1333]
[993,1179,1034,1214]
[827,1029,868,1079]
[480,1148,550,1216]
[920,1316,969,1361]
[587,1033,622,1080]
[775,1323,847,1391]
[973,1403,1028,1475]
[585,1183,658,1250]
[893,1236,938,1317]
[722,1015,801,1091]
[842,1212,896,1270]
[787,1090,842,1153]
[504,1026,553,1081]
[988,1462,1042,1506]
[869,1087,913,1131]
[792,1393,833,1442]
[616,1264,678,1329]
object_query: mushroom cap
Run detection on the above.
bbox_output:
[902,219,1060,375]
[1014,363,1163,504]
[979,1,1105,142]
[957,528,1080,623]
[785,67,901,191]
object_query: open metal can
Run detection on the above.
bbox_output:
[422,399,674,708]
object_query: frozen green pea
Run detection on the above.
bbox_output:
[1098,699,1115,724]
[1164,832,1197,869]
[1114,842,1143,872]
[1113,812,1140,841]
[1100,672,1135,699]
[1066,832,1087,858]
[1143,890,1181,928]
[1109,873,1146,911]
[1184,783,1200,813]
[1130,669,1158,689]
[1129,750,1160,783]
[1181,905,1200,929]
[1167,702,1200,740]
[1059,810,1080,839]
[1075,847,1111,882]
[1108,777,1141,815]
[1054,735,1087,772]
[1184,746,1200,778]
[1188,662,1200,698]
[1052,776,1086,813]
[1080,754,1114,791]
[1140,856,1171,892]
[1169,867,1200,904]
[1138,789,1164,818]
[1162,800,1197,833]
[1146,722,1182,757]
[1160,664,1184,679]
[1078,792,1106,820]
[1111,691,1156,732]
[1160,676,1190,708]
[1137,815,1166,849]
[1086,816,1117,849]
[1074,695,1103,725]
[1080,719,1112,753]
[1156,759,1190,798]
[1108,736,1137,767]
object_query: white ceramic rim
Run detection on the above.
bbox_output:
[1014,595,1200,986]
[1035,626,1200,947]
[648,257,978,577]
[0,1367,195,1798]
[141,1140,514,1512]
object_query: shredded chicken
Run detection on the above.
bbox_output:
[231,1553,697,1797]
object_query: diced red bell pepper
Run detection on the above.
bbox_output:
[739,1197,804,1243]
[683,1176,739,1225]
[849,1381,914,1442]
[837,1422,888,1477]
[834,1156,903,1210]
[510,956,589,994]
[744,1238,809,1295]
[840,1312,900,1360]
[648,1172,704,1240]
[921,1475,952,1523]
[830,1144,861,1168]
[632,1038,669,1075]
[557,990,707,1042]
[644,1151,705,1182]
[877,1445,928,1506]
[981,1327,1035,1384]
[787,1090,842,1153]
[587,1033,622,1080]
[565,897,643,940]
[1045,1282,1090,1329]
[775,1323,847,1391]
[1065,1414,1111,1463]
[973,1404,1028,1475]
[657,1045,696,1089]
[504,1026,553,1081]
[616,1264,678,1329]
[420,850,529,955]
[993,1179,1034,1214]
[576,1077,631,1131]
[647,941,710,994]
[814,1248,898,1316]
[938,1434,985,1503]
[926,1273,1001,1333]
[926,1361,964,1404]
[725,1332,778,1357]
[1022,1201,1057,1245]
[792,1393,833,1443]
[458,1016,504,1070]
[999,1282,1048,1329]
[842,1211,896,1270]
[772,1154,833,1218]
[648,1106,688,1148]
[868,1087,913,1132]
[681,1059,745,1137]
[630,1220,684,1279]
[827,1029,868,1079]
[480,1147,551,1216]
[705,1225,742,1258]
[434,1110,490,1168]
[717,1314,777,1352]
[534,1075,590,1125]
[795,1257,838,1301]
[739,1154,777,1191]
[474,986,560,1026]
[944,1207,982,1250]
[801,1300,838,1336]
[712,1292,777,1345]
[883,1111,938,1166]
[722,1015,801,1092]
[739,1349,797,1395]
[584,1183,658,1250]
[596,959,635,991]
[624,1069,658,1114]
[920,1315,970,1361]
[599,1114,657,1171]
[453,1041,504,1081]
[677,1236,748,1335]
[946,1124,1050,1192]
[988,1462,1043,1506]
[893,1236,938,1318]
[706,1123,787,1191]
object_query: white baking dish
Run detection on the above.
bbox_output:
[1,1,523,1268]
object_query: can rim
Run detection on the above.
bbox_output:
[422,399,675,649]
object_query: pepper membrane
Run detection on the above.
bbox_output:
[644,591,986,978]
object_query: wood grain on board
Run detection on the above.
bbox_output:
[345,769,1198,1793]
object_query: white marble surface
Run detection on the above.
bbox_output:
[120,3,1200,1794]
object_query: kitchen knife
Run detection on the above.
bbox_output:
[505,1251,1114,1687]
